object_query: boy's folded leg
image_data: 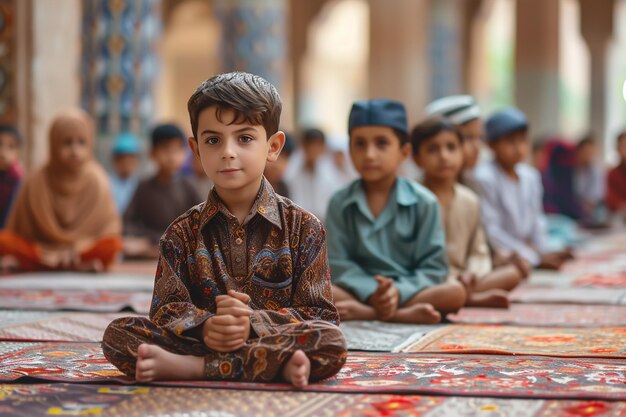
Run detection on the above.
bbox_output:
[103,318,347,383]
[203,320,347,383]
[102,316,208,378]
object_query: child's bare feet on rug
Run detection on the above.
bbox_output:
[135,344,204,382]
[336,299,377,321]
[394,303,441,324]
[467,289,510,308]
[282,350,311,388]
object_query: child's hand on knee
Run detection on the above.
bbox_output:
[369,275,399,321]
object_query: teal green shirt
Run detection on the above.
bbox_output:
[326,177,448,305]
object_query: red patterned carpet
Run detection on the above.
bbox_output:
[0,235,624,416]
[402,325,626,358]
[1,384,624,417]
[0,344,624,400]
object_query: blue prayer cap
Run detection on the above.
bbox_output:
[348,99,408,135]
[485,107,528,142]
[112,132,141,155]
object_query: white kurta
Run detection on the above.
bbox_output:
[474,161,548,266]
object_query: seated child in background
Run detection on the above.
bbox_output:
[474,108,573,271]
[411,117,523,308]
[109,132,141,215]
[123,123,202,259]
[574,135,606,223]
[606,132,626,222]
[103,72,346,388]
[0,109,122,271]
[285,128,340,221]
[0,124,23,228]
[425,95,484,193]
[264,131,294,198]
[327,99,465,324]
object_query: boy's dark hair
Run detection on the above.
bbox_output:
[187,72,282,141]
[410,117,462,155]
[0,124,22,145]
[151,123,186,149]
[392,129,410,146]
[576,133,595,150]
[302,128,325,146]
[282,132,295,157]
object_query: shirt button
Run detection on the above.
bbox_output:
[235,238,243,245]
[235,257,242,263]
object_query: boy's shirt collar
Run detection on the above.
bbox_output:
[340,177,419,223]
[201,177,282,229]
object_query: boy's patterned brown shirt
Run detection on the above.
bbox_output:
[150,178,339,340]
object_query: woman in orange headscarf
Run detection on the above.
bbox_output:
[0,109,122,271]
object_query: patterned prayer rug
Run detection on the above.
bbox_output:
[448,304,626,327]
[0,312,142,342]
[1,384,625,417]
[0,289,151,313]
[340,321,443,351]
[1,343,624,400]
[0,272,154,291]
[510,286,626,305]
[573,273,626,287]
[401,325,626,358]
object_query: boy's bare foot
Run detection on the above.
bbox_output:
[282,349,311,388]
[394,303,441,324]
[336,299,377,321]
[466,289,510,308]
[135,344,204,382]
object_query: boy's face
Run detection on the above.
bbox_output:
[303,140,325,166]
[151,139,186,177]
[489,130,528,169]
[0,133,19,171]
[189,106,284,193]
[113,154,139,179]
[458,119,483,170]
[413,130,464,182]
[349,126,410,183]
[576,143,595,167]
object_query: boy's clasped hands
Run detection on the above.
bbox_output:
[369,275,400,321]
[202,290,252,352]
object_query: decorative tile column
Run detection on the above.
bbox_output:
[81,0,161,135]
[214,0,287,94]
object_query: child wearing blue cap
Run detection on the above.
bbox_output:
[326,99,465,324]
[474,108,573,271]
[109,132,141,215]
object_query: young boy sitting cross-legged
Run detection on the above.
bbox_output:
[326,99,466,324]
[412,117,523,308]
[102,72,347,388]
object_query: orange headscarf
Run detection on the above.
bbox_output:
[6,109,121,251]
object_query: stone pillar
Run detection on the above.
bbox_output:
[579,0,615,149]
[81,0,161,137]
[515,0,561,137]
[368,0,430,124]
[214,0,290,127]
[460,0,489,95]
[428,0,463,100]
